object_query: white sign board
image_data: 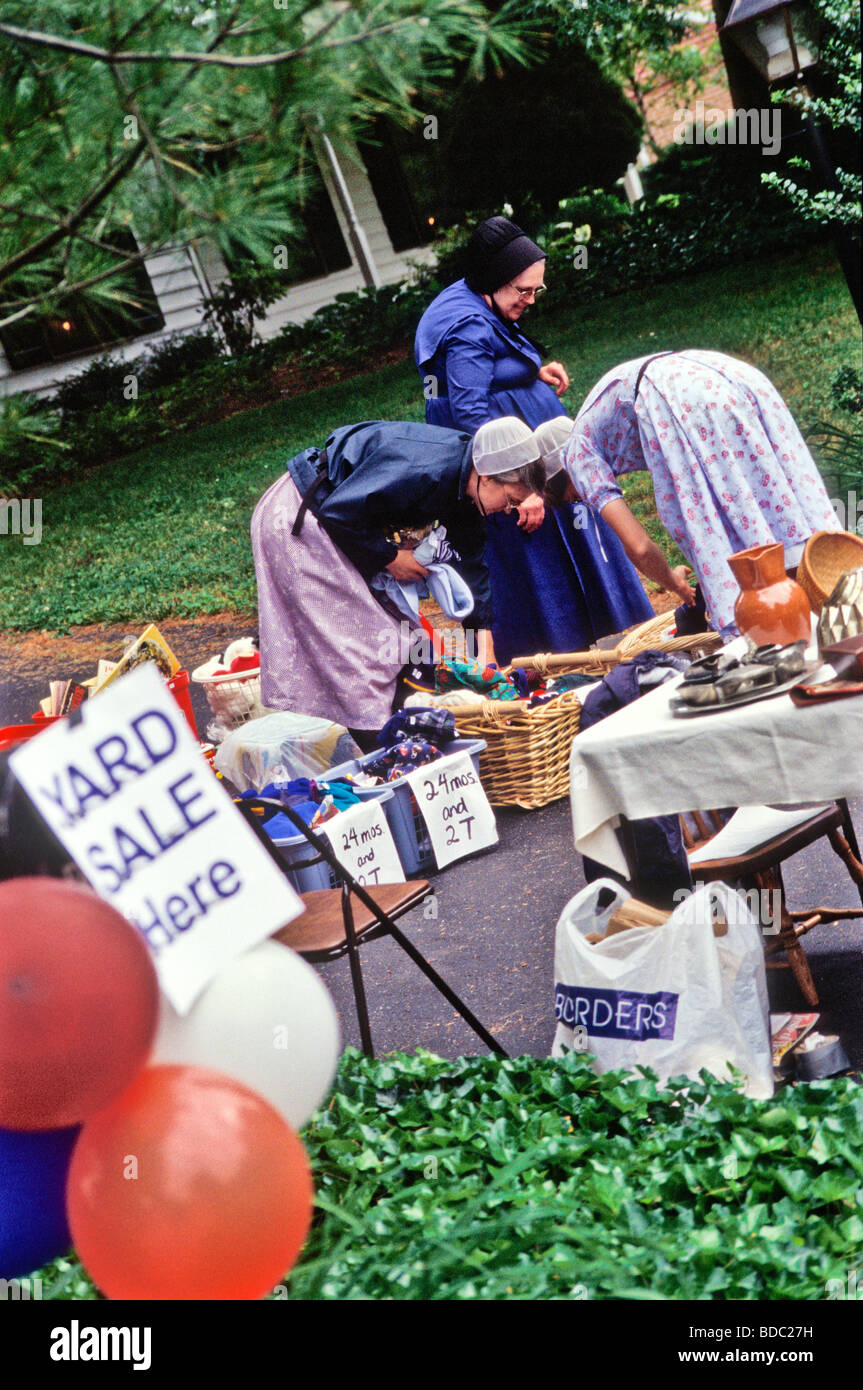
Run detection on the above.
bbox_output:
[9,665,303,1014]
[322,800,405,886]
[404,752,497,869]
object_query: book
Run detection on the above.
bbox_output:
[92,625,180,695]
[771,1012,820,1068]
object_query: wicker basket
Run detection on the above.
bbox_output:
[454,689,582,810]
[798,530,863,614]
[456,613,721,811]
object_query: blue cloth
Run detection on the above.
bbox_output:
[286,419,492,628]
[414,280,652,662]
[378,708,456,748]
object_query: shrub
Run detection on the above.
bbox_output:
[831,364,863,415]
[200,260,288,356]
[48,354,134,420]
[273,281,431,368]
[137,330,225,392]
[0,393,71,492]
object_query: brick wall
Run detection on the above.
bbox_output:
[629,0,734,154]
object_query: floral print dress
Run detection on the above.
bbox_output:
[563,349,841,636]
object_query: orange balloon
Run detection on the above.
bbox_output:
[0,878,159,1129]
[67,1065,314,1300]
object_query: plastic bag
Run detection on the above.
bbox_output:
[552,879,773,1098]
[213,712,361,792]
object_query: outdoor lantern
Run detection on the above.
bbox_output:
[721,0,819,83]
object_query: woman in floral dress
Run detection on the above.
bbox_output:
[543,349,841,636]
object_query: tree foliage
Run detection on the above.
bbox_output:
[429,41,642,221]
[517,0,712,152]
[0,0,528,330]
[761,0,861,229]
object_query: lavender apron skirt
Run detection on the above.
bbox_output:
[251,473,408,729]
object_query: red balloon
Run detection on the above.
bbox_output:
[0,877,158,1129]
[67,1065,314,1300]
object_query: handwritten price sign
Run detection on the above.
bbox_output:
[322,800,405,886]
[404,752,498,869]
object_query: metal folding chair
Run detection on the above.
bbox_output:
[236,795,507,1058]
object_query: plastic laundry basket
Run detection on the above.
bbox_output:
[191,662,265,732]
[266,788,395,893]
[326,738,486,875]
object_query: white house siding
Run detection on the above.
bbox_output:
[0,245,212,399]
[0,138,434,398]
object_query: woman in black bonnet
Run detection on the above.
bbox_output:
[414,215,652,664]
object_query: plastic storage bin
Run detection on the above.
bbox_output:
[326,738,486,875]
[267,788,395,894]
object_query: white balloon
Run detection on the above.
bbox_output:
[152,940,341,1130]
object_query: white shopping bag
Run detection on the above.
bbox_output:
[552,879,773,1098]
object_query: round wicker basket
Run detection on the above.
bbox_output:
[798,530,863,614]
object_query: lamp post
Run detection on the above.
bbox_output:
[721,0,861,323]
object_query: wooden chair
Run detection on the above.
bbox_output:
[235,796,507,1058]
[680,799,863,1006]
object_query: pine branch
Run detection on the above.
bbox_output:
[0,13,418,68]
[0,245,157,327]
[0,1,249,287]
[0,142,148,287]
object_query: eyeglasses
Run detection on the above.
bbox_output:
[507,281,546,301]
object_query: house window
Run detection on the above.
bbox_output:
[0,231,165,372]
[358,121,437,254]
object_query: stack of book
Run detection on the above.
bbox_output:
[37,624,180,717]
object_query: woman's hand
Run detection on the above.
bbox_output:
[386,549,430,583]
[516,492,545,533]
[671,565,696,606]
[538,361,570,396]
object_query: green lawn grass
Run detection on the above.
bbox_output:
[2,242,859,633]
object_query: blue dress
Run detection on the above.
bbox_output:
[414,279,652,663]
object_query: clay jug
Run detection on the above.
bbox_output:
[727,542,811,646]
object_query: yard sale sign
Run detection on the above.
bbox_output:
[10,665,303,1013]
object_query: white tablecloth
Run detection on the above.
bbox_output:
[569,667,863,875]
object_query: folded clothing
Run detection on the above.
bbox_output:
[362,737,443,783]
[378,707,456,749]
[436,659,521,701]
[403,689,489,712]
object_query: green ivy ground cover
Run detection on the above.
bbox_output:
[36,1050,863,1302]
[1,244,859,634]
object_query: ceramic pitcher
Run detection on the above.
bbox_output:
[727,542,811,646]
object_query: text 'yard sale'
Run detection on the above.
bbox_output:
[10,666,303,1013]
